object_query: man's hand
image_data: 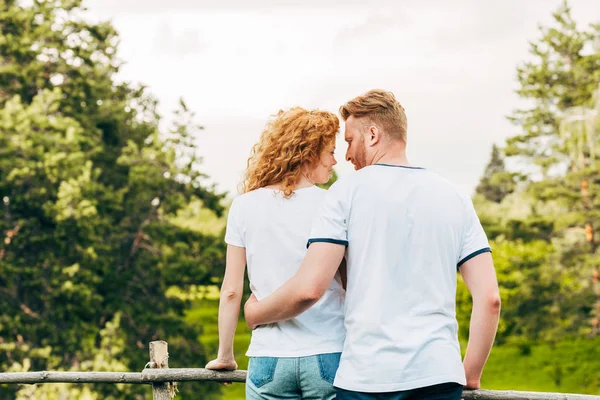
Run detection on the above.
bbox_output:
[461,377,481,400]
[464,377,481,390]
[243,243,345,327]
[244,293,259,330]
[464,362,481,390]
[462,377,481,400]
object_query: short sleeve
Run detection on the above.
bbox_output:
[307,180,350,248]
[458,196,491,268]
[224,197,245,248]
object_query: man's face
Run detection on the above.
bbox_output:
[344,116,368,170]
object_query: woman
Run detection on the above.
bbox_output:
[206,107,346,399]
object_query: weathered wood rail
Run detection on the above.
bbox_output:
[0,341,597,400]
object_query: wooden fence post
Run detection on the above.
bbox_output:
[149,340,174,400]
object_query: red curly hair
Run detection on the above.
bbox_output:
[242,107,339,198]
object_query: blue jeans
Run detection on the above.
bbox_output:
[336,382,463,400]
[246,353,341,399]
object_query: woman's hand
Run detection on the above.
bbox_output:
[205,358,238,371]
[205,358,238,386]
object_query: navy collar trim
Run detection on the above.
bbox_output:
[374,163,425,170]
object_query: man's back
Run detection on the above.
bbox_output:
[309,164,490,392]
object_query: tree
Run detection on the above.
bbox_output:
[475,145,518,203]
[457,238,561,344]
[559,86,600,334]
[503,0,600,337]
[506,1,600,175]
[462,2,600,346]
[0,1,225,398]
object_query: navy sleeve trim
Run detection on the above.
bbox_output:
[307,238,349,248]
[457,247,492,269]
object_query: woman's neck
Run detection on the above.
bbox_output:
[264,175,314,191]
[295,174,315,189]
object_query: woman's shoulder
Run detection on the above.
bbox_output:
[231,188,268,205]
[232,185,328,207]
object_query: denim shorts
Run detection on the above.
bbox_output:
[246,352,341,400]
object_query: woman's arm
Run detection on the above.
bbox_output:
[205,244,246,370]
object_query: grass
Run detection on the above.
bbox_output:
[481,338,600,395]
[189,299,600,399]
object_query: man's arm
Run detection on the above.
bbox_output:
[244,242,345,328]
[459,251,501,389]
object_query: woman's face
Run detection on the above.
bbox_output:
[309,142,337,184]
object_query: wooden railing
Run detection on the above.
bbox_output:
[0,341,598,400]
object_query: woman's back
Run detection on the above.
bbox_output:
[226,186,345,357]
[206,106,343,399]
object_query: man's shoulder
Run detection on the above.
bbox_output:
[416,169,470,198]
[327,170,373,200]
[328,167,467,198]
[332,167,376,186]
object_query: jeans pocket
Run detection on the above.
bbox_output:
[248,357,278,388]
[317,352,341,384]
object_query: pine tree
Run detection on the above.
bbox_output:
[476,144,517,203]
[505,0,600,336]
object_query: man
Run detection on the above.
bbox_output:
[244,89,501,400]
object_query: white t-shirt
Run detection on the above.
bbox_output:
[225,186,346,357]
[309,164,491,392]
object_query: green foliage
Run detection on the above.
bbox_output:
[11,314,131,400]
[317,168,338,190]
[468,1,600,346]
[475,145,519,203]
[0,1,225,398]
[458,238,562,342]
[0,0,598,397]
[171,200,227,236]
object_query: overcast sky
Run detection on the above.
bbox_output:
[85,0,599,197]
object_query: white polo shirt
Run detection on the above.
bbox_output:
[308,164,491,392]
[225,186,346,357]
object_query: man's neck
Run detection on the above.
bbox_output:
[374,155,410,167]
[372,148,410,167]
[368,140,409,167]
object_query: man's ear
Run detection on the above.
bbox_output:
[367,126,381,147]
